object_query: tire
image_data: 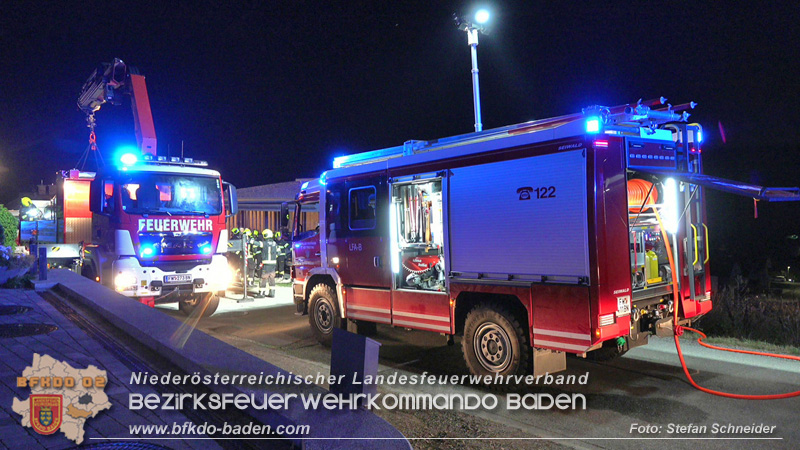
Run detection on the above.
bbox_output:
[178,293,220,318]
[308,284,344,346]
[462,303,530,380]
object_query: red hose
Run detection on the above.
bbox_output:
[674,328,800,399]
[652,207,800,399]
[628,179,659,213]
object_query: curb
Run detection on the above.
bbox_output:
[45,269,410,449]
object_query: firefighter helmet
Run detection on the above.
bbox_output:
[243,228,252,236]
[231,227,240,236]
[253,229,260,237]
[262,229,273,239]
[275,231,281,239]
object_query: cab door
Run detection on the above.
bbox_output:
[333,174,392,323]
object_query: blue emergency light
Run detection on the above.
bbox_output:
[585,117,601,134]
[120,152,139,165]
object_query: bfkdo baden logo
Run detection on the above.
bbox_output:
[12,354,111,444]
[30,395,63,435]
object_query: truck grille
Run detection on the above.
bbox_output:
[137,232,213,259]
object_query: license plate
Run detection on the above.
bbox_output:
[164,274,192,284]
[617,296,631,316]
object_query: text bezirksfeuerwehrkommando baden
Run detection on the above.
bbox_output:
[128,371,589,412]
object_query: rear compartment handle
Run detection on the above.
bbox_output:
[374,256,381,267]
[690,223,699,266]
[702,223,710,264]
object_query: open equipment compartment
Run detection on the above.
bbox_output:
[391,177,445,292]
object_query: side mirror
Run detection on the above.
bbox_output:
[89,179,102,214]
[223,182,238,217]
[89,178,110,215]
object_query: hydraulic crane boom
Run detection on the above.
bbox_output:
[77,58,157,156]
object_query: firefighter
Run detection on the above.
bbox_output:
[258,229,278,298]
[251,229,264,293]
[243,228,254,286]
[275,230,290,280]
[20,197,43,221]
[228,228,243,282]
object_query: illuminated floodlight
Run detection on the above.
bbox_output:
[475,9,490,24]
[389,205,400,274]
[697,131,703,143]
[140,247,154,257]
[662,178,679,234]
[585,117,601,133]
[120,152,139,165]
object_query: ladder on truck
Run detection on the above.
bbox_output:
[332,97,693,169]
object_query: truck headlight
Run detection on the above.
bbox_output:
[210,267,234,289]
[114,272,137,291]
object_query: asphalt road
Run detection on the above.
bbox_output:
[158,287,800,450]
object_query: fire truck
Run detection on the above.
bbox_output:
[287,98,800,378]
[76,59,237,317]
[17,170,95,271]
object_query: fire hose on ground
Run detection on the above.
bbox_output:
[651,205,800,400]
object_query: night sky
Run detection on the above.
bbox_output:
[1,1,799,274]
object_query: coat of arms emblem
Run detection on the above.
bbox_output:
[30,395,62,435]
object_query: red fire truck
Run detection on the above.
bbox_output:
[287,98,800,378]
[18,170,95,271]
[76,59,237,316]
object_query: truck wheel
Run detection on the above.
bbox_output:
[178,293,219,318]
[462,303,530,379]
[308,284,343,346]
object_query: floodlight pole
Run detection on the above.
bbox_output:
[467,27,483,132]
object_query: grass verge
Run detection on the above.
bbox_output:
[700,335,800,357]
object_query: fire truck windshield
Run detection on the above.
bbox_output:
[120,173,222,216]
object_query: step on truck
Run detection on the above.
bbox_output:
[77,59,238,317]
[286,98,800,379]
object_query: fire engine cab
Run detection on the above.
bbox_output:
[288,98,800,378]
[83,155,235,316]
[76,59,237,316]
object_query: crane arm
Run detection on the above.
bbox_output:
[77,58,157,156]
